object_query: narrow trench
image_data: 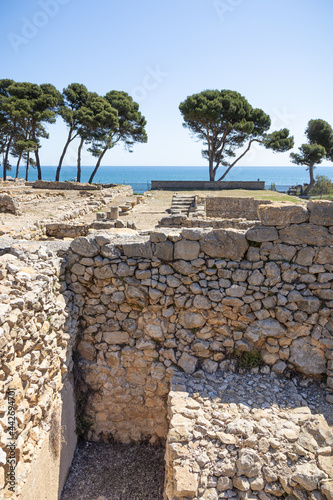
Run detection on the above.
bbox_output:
[61,441,166,500]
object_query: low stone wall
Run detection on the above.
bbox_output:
[165,372,333,499]
[32,180,102,190]
[0,194,20,215]
[158,215,260,230]
[151,181,265,191]
[66,200,333,447]
[45,223,89,238]
[0,243,78,499]
[205,197,271,219]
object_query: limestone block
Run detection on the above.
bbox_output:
[103,331,130,344]
[297,297,321,314]
[70,236,100,257]
[308,200,333,226]
[200,229,249,260]
[178,352,198,374]
[174,464,198,498]
[289,338,326,376]
[296,247,315,266]
[246,226,278,242]
[100,244,122,259]
[279,224,333,246]
[321,481,333,500]
[179,312,206,329]
[236,448,263,478]
[122,239,153,258]
[316,247,333,265]
[154,241,174,261]
[245,319,286,342]
[258,203,309,225]
[292,462,326,491]
[174,240,200,260]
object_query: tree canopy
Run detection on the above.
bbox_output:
[179,89,294,181]
[88,91,147,183]
[290,119,333,194]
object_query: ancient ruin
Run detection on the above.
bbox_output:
[1,187,333,499]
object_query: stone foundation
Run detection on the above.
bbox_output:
[164,371,333,499]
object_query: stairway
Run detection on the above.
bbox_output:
[170,194,196,216]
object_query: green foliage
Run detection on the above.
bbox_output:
[233,350,263,369]
[309,175,333,197]
[290,119,333,194]
[88,90,147,183]
[179,89,293,181]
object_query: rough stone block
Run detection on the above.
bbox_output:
[200,229,248,260]
[308,200,333,226]
[174,240,200,260]
[258,203,309,225]
[246,226,278,242]
[279,224,333,246]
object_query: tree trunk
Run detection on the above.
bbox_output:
[56,128,74,182]
[209,157,215,181]
[35,148,42,180]
[25,152,30,182]
[15,152,23,178]
[3,135,13,181]
[303,164,315,195]
[88,147,108,184]
[77,137,84,183]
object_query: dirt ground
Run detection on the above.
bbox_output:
[60,441,165,500]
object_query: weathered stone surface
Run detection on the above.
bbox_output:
[100,244,122,259]
[292,463,326,491]
[246,226,278,242]
[316,247,333,265]
[258,203,309,225]
[174,240,200,260]
[321,481,333,500]
[309,200,333,226]
[297,296,321,313]
[174,464,198,498]
[200,229,248,259]
[236,448,263,478]
[177,353,198,374]
[296,247,315,266]
[289,338,326,376]
[178,312,206,329]
[245,319,286,342]
[154,241,174,261]
[103,331,130,344]
[279,224,333,246]
[0,194,20,214]
[122,239,153,258]
[70,236,100,257]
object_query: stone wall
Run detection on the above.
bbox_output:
[31,180,102,190]
[158,215,260,230]
[0,242,78,499]
[205,197,271,219]
[66,200,333,446]
[151,181,265,191]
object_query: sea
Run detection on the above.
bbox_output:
[12,165,333,194]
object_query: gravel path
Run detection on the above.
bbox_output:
[61,441,165,500]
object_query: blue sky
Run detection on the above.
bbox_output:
[2,0,333,168]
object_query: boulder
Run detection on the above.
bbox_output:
[292,462,326,491]
[258,203,309,225]
[236,448,263,478]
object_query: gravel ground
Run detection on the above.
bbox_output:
[61,441,165,500]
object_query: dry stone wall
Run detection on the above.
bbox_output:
[67,200,333,447]
[205,197,271,220]
[0,242,78,499]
